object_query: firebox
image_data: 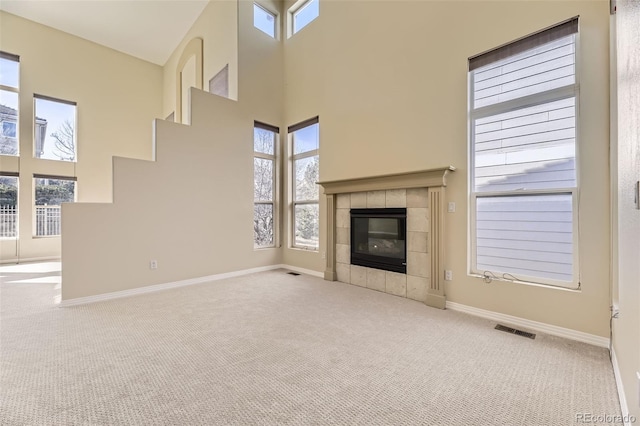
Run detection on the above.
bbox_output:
[350,208,407,273]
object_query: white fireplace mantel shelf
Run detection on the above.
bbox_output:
[318,166,456,310]
[317,166,456,195]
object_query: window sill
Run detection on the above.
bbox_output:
[32,235,61,239]
[290,246,319,253]
[468,273,580,292]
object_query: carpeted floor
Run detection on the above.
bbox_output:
[0,264,622,425]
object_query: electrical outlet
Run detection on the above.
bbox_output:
[321,251,326,259]
[445,270,453,281]
[150,260,158,270]
[612,304,620,318]
[447,202,456,213]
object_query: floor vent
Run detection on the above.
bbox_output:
[495,324,536,339]
[287,272,300,276]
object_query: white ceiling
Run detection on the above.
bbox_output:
[0,0,210,66]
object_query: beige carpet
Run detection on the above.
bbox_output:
[1,264,622,425]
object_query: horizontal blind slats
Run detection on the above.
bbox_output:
[473,35,576,108]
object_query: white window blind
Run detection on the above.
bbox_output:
[469,17,579,288]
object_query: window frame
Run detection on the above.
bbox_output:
[289,117,319,251]
[253,3,278,39]
[253,121,280,249]
[0,51,20,157]
[32,174,77,238]
[0,172,19,239]
[289,0,319,37]
[468,19,581,289]
[33,94,78,163]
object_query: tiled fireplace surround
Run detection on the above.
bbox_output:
[318,167,455,309]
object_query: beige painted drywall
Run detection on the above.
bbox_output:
[162,0,239,117]
[612,0,640,419]
[62,0,285,300]
[0,11,162,263]
[282,0,611,337]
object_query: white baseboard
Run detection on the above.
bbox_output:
[59,264,324,307]
[611,348,631,425]
[445,301,609,348]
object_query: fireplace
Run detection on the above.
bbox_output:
[351,208,407,273]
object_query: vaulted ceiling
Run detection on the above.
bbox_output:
[0,0,210,65]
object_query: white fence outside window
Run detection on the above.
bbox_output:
[0,205,17,237]
[35,205,62,236]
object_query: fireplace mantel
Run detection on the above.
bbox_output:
[317,166,455,195]
[318,166,455,309]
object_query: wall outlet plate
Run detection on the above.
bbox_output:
[150,260,158,270]
[447,202,456,213]
[445,270,453,281]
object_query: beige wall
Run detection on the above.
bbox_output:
[62,0,285,300]
[612,0,640,419]
[162,0,239,118]
[0,11,162,263]
[282,0,611,336]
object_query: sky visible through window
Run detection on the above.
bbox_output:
[34,98,76,162]
[0,57,19,88]
[294,0,319,34]
[0,90,18,112]
[254,4,276,38]
[293,123,318,154]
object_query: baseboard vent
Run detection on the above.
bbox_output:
[495,324,536,339]
[287,272,300,276]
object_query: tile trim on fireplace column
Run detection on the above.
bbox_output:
[318,166,455,309]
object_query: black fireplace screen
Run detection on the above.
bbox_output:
[350,208,407,273]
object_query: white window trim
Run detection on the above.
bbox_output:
[0,173,19,240]
[254,123,279,249]
[289,121,319,251]
[468,31,581,290]
[33,94,78,163]
[32,175,77,238]
[1,51,20,157]
[253,2,279,39]
[288,0,318,38]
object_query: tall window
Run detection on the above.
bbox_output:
[33,95,77,162]
[254,122,279,248]
[254,3,277,38]
[289,117,319,250]
[469,17,579,288]
[291,0,319,35]
[0,173,18,238]
[34,176,76,236]
[0,52,20,156]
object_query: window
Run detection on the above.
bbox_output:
[0,51,19,156]
[291,0,319,35]
[0,173,18,238]
[289,117,319,250]
[34,176,76,236]
[469,17,579,288]
[254,3,276,38]
[254,122,279,248]
[34,94,77,162]
[209,64,229,98]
